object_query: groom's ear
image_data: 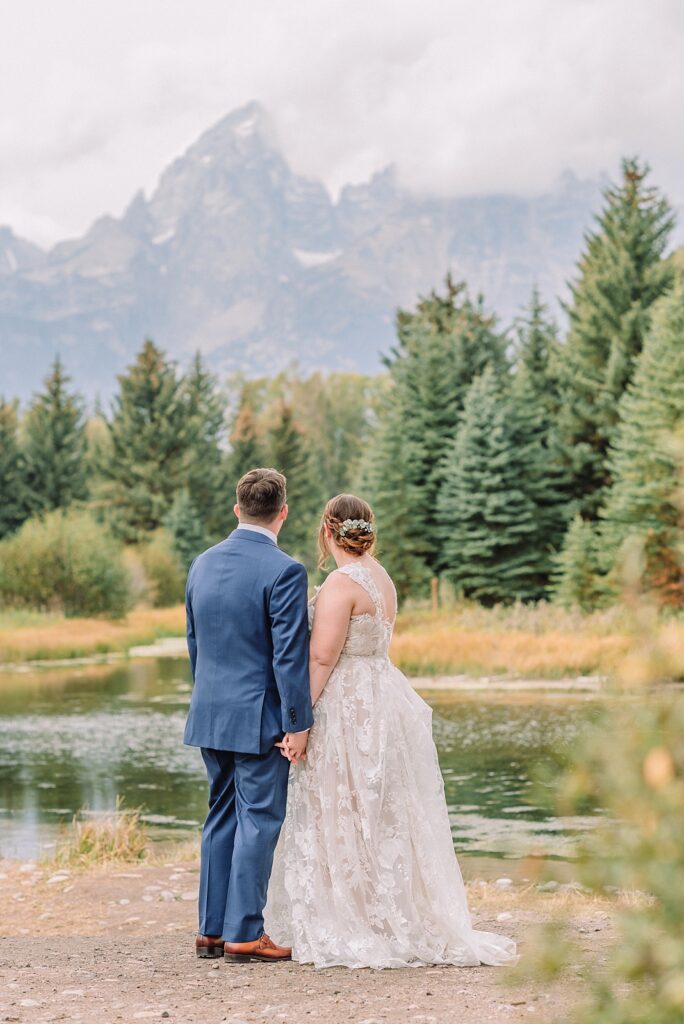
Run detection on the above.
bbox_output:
[233,503,241,520]
[280,503,289,522]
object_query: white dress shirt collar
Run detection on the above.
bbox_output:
[236,522,278,545]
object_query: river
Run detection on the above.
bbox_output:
[0,658,603,877]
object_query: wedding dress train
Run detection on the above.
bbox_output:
[264,563,517,969]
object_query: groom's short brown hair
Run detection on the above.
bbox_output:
[236,468,287,522]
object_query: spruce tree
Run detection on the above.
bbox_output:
[23,357,88,513]
[359,393,429,602]
[182,353,229,537]
[368,276,508,586]
[438,366,556,604]
[266,402,323,569]
[559,158,675,517]
[227,384,264,484]
[0,399,30,537]
[165,491,211,570]
[599,285,684,605]
[552,514,602,612]
[100,340,190,541]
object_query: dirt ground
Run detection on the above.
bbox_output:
[0,859,613,1024]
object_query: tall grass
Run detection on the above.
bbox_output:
[0,605,185,664]
[391,600,633,677]
[53,799,148,867]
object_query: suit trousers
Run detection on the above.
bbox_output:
[198,744,290,941]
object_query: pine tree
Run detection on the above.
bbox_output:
[558,158,675,517]
[182,353,229,537]
[227,384,264,484]
[99,340,191,541]
[599,285,684,605]
[0,399,30,537]
[438,366,556,604]
[266,402,324,569]
[23,357,88,513]
[165,491,211,570]
[513,287,562,407]
[552,514,603,611]
[368,276,508,586]
[359,392,429,602]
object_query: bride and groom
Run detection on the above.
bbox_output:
[183,467,516,969]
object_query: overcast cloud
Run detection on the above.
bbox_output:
[1,0,683,246]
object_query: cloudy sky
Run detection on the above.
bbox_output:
[2,0,683,247]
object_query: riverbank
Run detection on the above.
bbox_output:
[0,857,618,1023]
[0,607,185,665]
[0,601,640,678]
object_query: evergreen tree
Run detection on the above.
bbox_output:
[23,357,88,513]
[100,340,190,541]
[182,353,229,537]
[558,158,675,517]
[266,402,324,569]
[227,384,264,484]
[599,286,684,605]
[438,366,557,604]
[513,287,562,408]
[165,491,211,570]
[359,393,429,602]
[368,276,508,586]
[552,514,603,612]
[0,399,30,538]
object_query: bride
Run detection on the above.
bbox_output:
[264,493,517,970]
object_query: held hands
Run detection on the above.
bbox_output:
[275,730,309,764]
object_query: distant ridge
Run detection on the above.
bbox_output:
[0,101,603,401]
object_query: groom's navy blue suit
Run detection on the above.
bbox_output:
[184,526,313,941]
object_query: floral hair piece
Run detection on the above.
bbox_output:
[338,518,375,536]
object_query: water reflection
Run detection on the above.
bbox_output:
[0,660,602,864]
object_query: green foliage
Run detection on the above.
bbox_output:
[165,491,210,570]
[265,402,324,569]
[0,399,30,538]
[99,340,191,541]
[182,353,229,537]
[365,276,508,591]
[23,357,88,514]
[226,382,265,483]
[559,690,684,1024]
[438,365,562,604]
[137,529,185,607]
[553,513,603,612]
[0,510,131,616]
[359,391,430,602]
[558,158,675,517]
[599,286,684,605]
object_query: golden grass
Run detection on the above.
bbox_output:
[0,605,185,664]
[52,800,148,868]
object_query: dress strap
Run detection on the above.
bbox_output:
[336,564,386,620]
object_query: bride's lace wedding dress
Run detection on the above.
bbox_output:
[264,563,516,969]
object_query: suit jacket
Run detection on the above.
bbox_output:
[183,528,314,754]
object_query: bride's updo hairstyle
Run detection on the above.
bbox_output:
[318,494,376,569]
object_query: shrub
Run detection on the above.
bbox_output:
[0,509,131,616]
[138,528,185,607]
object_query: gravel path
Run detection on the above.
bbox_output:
[0,860,610,1024]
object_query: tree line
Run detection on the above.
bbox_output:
[1,157,682,612]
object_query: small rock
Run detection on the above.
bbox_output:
[18,863,37,873]
[47,873,69,885]
[495,877,513,889]
[497,911,513,922]
[161,1014,170,1020]
[180,890,197,901]
[159,890,175,902]
[537,880,559,893]
[20,999,41,1007]
[118,898,130,905]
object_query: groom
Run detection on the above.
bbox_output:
[184,467,313,963]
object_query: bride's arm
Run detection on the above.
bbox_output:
[309,574,354,704]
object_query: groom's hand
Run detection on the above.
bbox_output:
[276,730,309,763]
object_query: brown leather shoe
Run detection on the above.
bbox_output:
[195,934,224,958]
[224,932,292,963]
